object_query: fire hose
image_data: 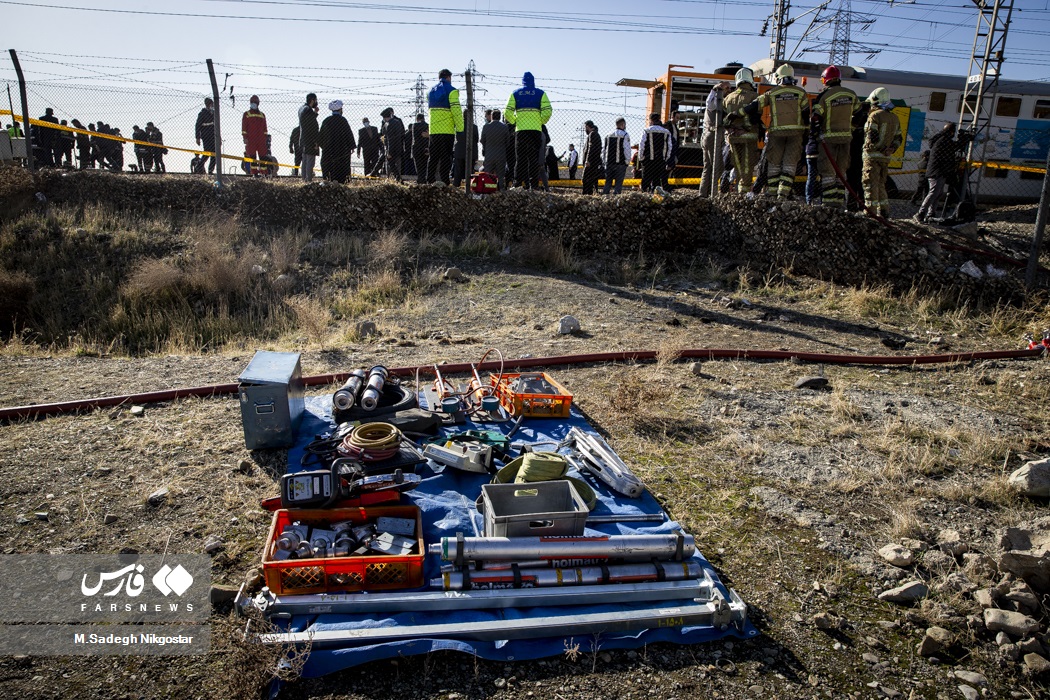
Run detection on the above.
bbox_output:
[0,346,1043,422]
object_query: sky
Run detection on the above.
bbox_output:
[3,0,1050,171]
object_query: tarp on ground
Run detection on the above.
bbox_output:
[279,392,755,677]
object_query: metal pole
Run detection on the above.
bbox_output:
[206,59,223,189]
[464,63,474,199]
[711,95,724,199]
[1025,149,1050,288]
[8,50,34,172]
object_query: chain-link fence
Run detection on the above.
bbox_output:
[0,53,649,186]
[1,51,1046,206]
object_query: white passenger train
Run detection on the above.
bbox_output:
[624,60,1050,199]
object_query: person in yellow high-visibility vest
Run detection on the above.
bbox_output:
[738,64,809,199]
[505,72,552,190]
[862,87,902,218]
[425,68,463,185]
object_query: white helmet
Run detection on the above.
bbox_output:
[868,87,890,105]
[774,64,794,82]
[734,67,755,87]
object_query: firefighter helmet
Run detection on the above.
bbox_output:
[774,64,795,83]
[867,87,890,105]
[734,67,755,87]
[821,66,841,84]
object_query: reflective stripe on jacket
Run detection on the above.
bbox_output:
[813,85,860,142]
[757,84,808,132]
[505,89,552,132]
[428,80,464,135]
[863,108,901,161]
[242,109,268,142]
[723,86,759,141]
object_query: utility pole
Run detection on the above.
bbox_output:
[414,74,426,117]
[828,0,851,65]
[464,61,475,199]
[957,0,1014,208]
[206,59,224,188]
[769,0,791,62]
[8,49,34,172]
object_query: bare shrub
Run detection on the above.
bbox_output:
[123,258,188,302]
[269,233,306,275]
[214,608,312,700]
[367,229,409,268]
[512,236,576,273]
[285,295,330,344]
[0,268,34,327]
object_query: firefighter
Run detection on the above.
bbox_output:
[505,71,552,190]
[426,69,462,185]
[242,95,268,177]
[861,87,901,218]
[638,112,672,193]
[722,68,760,194]
[739,64,808,199]
[811,65,861,208]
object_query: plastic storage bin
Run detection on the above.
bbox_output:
[482,481,588,537]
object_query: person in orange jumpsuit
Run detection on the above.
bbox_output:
[242,95,268,176]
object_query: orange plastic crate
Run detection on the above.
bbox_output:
[261,505,425,595]
[489,372,573,418]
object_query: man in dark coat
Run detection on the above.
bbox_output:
[409,113,428,183]
[916,123,962,223]
[480,107,509,189]
[357,117,381,176]
[580,120,602,195]
[37,107,59,166]
[380,107,405,181]
[452,109,479,188]
[319,100,356,183]
[71,119,90,169]
[289,125,302,177]
[195,98,216,174]
[298,93,320,182]
[146,122,166,173]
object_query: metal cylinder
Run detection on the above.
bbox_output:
[359,365,389,411]
[431,533,695,563]
[433,560,703,591]
[275,531,303,551]
[333,369,367,411]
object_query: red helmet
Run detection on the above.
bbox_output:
[821,66,841,84]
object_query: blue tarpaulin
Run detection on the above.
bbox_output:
[279,394,755,677]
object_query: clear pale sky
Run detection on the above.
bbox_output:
[3,0,1049,170]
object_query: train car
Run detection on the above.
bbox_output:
[622,61,1050,199]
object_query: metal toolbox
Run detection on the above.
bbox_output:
[238,351,305,450]
[482,481,589,538]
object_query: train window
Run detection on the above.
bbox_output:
[929,92,946,112]
[958,95,979,114]
[1034,100,1050,119]
[1021,170,1044,180]
[982,162,1009,178]
[995,97,1021,117]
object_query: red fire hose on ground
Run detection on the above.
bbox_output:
[0,346,1043,422]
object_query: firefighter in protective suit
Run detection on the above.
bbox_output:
[738,64,808,199]
[811,66,861,208]
[722,68,760,194]
[861,87,902,218]
[242,95,268,176]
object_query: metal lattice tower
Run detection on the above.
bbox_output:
[829,0,851,65]
[413,74,426,116]
[769,0,791,61]
[958,0,1015,204]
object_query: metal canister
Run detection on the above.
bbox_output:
[359,366,389,411]
[333,369,368,411]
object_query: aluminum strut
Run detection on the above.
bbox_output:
[434,560,704,591]
[257,590,748,646]
[566,427,645,498]
[244,577,714,617]
[433,533,695,562]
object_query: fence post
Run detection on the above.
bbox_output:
[1024,147,1050,289]
[464,63,474,199]
[8,49,34,172]
[206,59,223,189]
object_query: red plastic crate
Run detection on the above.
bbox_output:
[262,505,424,595]
[489,372,573,418]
